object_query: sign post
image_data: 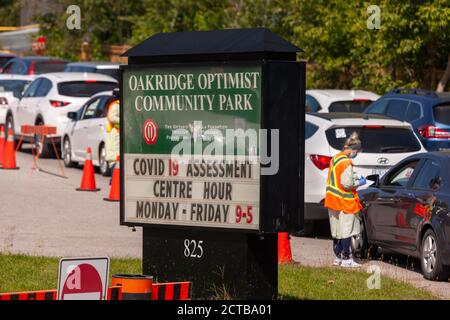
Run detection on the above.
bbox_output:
[121,28,305,299]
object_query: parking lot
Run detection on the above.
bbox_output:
[0,144,141,258]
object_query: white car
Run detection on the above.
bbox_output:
[306,89,380,113]
[62,91,114,176]
[0,74,32,125]
[303,112,426,233]
[6,72,117,157]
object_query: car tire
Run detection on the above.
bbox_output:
[34,120,52,158]
[420,229,450,281]
[99,143,111,176]
[62,137,75,168]
[352,216,378,259]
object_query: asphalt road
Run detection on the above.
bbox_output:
[0,145,142,258]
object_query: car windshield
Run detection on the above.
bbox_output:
[325,126,422,153]
[33,61,66,74]
[0,57,13,68]
[433,104,450,125]
[0,80,30,96]
[96,68,119,80]
[329,100,373,113]
[58,81,117,97]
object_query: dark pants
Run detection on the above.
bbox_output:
[333,238,351,259]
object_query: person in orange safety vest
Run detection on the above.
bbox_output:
[324,132,366,268]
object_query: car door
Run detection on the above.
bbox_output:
[365,159,421,248]
[71,96,103,160]
[85,96,109,164]
[401,159,442,253]
[15,78,42,131]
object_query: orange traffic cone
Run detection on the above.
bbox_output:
[0,125,5,166]
[104,156,120,202]
[0,129,19,170]
[278,232,293,264]
[76,147,100,192]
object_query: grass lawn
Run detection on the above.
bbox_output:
[279,264,438,300]
[0,254,438,299]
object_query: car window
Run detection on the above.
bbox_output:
[34,61,66,74]
[412,160,441,190]
[35,78,52,97]
[325,126,421,153]
[405,102,422,122]
[366,99,389,114]
[329,100,373,113]
[305,94,321,112]
[96,96,113,118]
[82,98,102,120]
[6,61,27,74]
[58,81,117,97]
[433,104,450,125]
[22,79,42,98]
[385,160,419,187]
[385,99,409,120]
[305,121,319,139]
[0,80,31,97]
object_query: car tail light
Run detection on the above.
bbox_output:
[310,154,332,170]
[50,100,71,107]
[418,125,450,139]
[353,98,370,102]
[85,80,97,83]
[0,97,8,105]
[28,61,36,75]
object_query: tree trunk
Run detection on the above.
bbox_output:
[437,53,450,92]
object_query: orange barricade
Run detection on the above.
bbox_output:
[17,124,66,178]
[0,286,123,300]
[151,281,192,300]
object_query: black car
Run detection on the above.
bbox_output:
[354,151,450,281]
[1,56,67,75]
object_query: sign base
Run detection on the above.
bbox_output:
[142,228,277,299]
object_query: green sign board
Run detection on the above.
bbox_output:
[122,63,262,230]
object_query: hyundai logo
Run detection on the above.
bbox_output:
[377,157,389,165]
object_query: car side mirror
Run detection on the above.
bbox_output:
[366,174,380,187]
[67,112,78,121]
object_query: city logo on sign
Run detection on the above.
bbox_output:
[377,157,389,165]
[143,119,158,145]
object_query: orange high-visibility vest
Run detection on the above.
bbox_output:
[106,99,120,133]
[324,152,362,214]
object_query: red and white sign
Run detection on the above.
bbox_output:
[57,257,109,300]
[143,118,158,145]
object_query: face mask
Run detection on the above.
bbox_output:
[349,151,358,159]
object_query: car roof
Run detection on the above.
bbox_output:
[306,89,380,100]
[11,56,67,62]
[381,88,450,104]
[65,61,120,69]
[91,90,113,98]
[0,74,33,81]
[308,112,412,127]
[0,53,16,58]
[37,72,118,83]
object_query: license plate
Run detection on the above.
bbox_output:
[371,168,388,177]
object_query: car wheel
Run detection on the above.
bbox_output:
[420,229,450,281]
[352,216,378,259]
[62,137,75,168]
[99,144,111,176]
[34,120,52,158]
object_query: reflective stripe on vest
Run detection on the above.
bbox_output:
[324,152,361,214]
